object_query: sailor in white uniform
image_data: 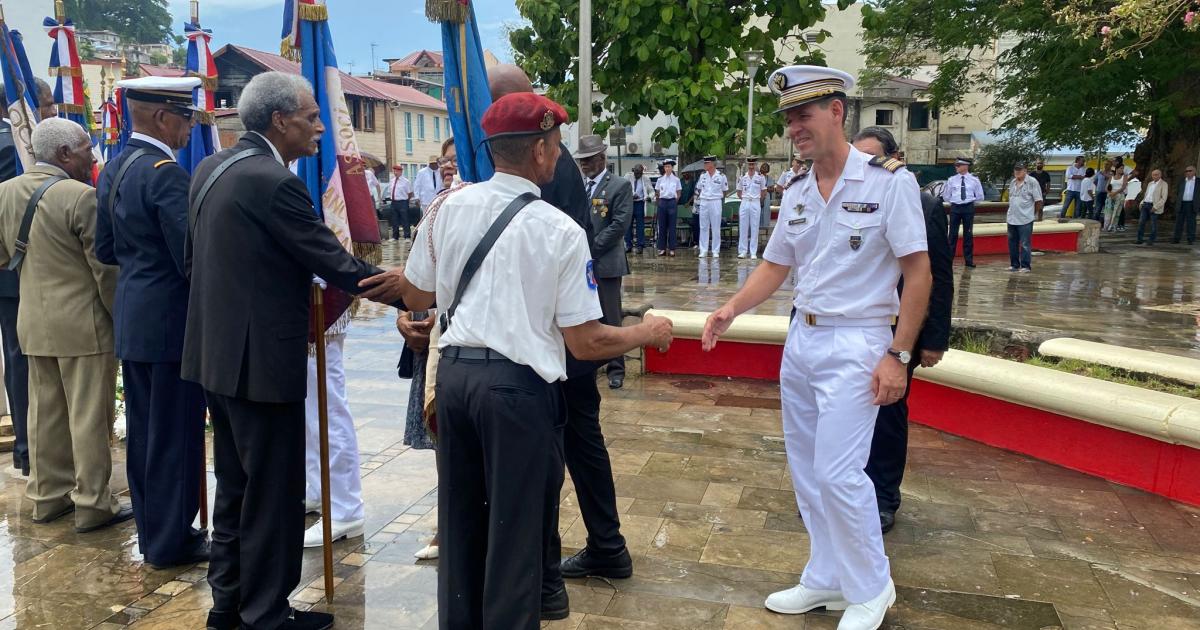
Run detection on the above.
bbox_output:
[736,157,767,258]
[694,156,727,257]
[702,65,931,630]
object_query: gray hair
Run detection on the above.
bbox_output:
[239,72,313,133]
[31,117,89,162]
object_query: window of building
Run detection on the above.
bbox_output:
[445,117,451,138]
[404,112,413,155]
[434,112,441,141]
[418,114,425,140]
[361,101,375,132]
[908,102,930,130]
[804,32,820,44]
[347,97,375,132]
[875,109,895,126]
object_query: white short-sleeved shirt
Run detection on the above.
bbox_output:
[1065,164,1086,192]
[1006,177,1043,225]
[695,171,728,200]
[404,172,603,383]
[655,173,681,199]
[738,172,767,199]
[1081,177,1096,202]
[762,145,927,319]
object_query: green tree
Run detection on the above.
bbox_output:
[974,132,1045,189]
[63,0,173,45]
[859,0,1200,182]
[510,0,847,162]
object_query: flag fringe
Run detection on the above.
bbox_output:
[280,38,299,62]
[49,65,81,77]
[353,241,381,266]
[197,111,215,126]
[426,0,469,24]
[58,103,85,114]
[298,3,328,21]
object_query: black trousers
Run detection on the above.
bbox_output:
[597,276,625,379]
[206,391,305,630]
[0,296,28,469]
[436,353,564,630]
[543,372,626,591]
[389,200,411,239]
[947,205,975,265]
[1174,201,1196,243]
[865,359,919,514]
[124,361,207,566]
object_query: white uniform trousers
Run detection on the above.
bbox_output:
[697,198,723,255]
[738,199,761,256]
[780,318,892,604]
[304,334,365,522]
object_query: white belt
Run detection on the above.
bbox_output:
[800,313,897,327]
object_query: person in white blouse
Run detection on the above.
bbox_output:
[654,159,682,256]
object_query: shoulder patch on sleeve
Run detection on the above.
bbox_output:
[868,155,905,173]
[153,159,175,169]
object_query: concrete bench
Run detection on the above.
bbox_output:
[643,308,1200,505]
[951,220,1089,256]
[1037,338,1200,386]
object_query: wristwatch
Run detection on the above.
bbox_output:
[887,348,911,365]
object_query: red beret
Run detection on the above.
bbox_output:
[482,92,569,140]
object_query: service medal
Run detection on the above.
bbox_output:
[849,234,863,250]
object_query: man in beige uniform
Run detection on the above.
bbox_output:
[0,118,131,531]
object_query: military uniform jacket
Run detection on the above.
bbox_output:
[95,137,192,363]
[0,164,117,357]
[586,171,632,278]
[182,133,387,403]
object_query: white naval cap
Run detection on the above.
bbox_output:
[767,65,855,113]
[116,76,203,110]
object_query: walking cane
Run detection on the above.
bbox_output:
[312,284,336,603]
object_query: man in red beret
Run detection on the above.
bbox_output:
[359,92,673,629]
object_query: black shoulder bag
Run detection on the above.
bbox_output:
[8,175,67,272]
[439,191,538,334]
[188,147,270,232]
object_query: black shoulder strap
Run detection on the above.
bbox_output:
[439,191,538,334]
[189,147,270,231]
[8,175,66,271]
[105,148,152,225]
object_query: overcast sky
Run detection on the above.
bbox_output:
[165,1,522,72]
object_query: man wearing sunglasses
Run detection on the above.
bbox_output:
[95,76,210,569]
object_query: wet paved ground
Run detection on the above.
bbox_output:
[0,236,1198,628]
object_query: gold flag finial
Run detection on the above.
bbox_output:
[55,0,65,22]
[191,0,199,24]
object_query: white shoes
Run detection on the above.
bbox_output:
[304,498,321,514]
[837,579,896,630]
[698,251,707,258]
[737,253,747,259]
[414,543,439,560]
[764,583,850,615]
[302,518,364,548]
[750,254,758,260]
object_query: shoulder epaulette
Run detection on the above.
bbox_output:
[868,155,905,173]
[153,159,175,169]
[783,171,809,189]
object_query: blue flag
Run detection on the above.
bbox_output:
[0,23,42,174]
[436,1,493,183]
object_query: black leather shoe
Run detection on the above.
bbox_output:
[609,374,624,389]
[965,262,976,268]
[880,511,896,534]
[560,547,633,579]
[540,586,569,621]
[32,503,74,524]
[205,610,239,630]
[280,609,334,630]
[76,505,134,533]
[149,540,210,570]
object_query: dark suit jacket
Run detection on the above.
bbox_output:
[182,133,387,403]
[0,120,19,298]
[95,138,192,363]
[542,142,601,378]
[587,171,632,278]
[911,191,953,352]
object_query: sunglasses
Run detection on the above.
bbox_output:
[163,107,196,121]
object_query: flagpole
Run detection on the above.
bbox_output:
[313,284,335,603]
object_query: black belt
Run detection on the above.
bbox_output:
[443,346,514,362]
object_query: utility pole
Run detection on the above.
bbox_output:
[578,0,592,144]
[370,42,377,76]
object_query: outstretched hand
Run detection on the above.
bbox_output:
[358,268,407,304]
[701,305,735,352]
[642,313,674,353]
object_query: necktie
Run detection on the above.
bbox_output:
[586,179,596,198]
[960,176,966,202]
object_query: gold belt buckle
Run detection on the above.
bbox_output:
[804,313,816,326]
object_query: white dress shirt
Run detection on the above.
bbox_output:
[249,131,285,166]
[413,165,440,207]
[1065,164,1086,192]
[389,175,412,202]
[655,173,681,200]
[130,132,175,158]
[1184,177,1195,202]
[941,172,984,205]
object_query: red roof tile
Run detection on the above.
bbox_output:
[138,63,185,77]
[362,79,445,110]
[392,49,443,69]
[214,44,391,101]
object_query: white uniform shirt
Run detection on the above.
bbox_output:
[778,168,804,190]
[655,173,681,199]
[413,165,441,207]
[695,171,728,200]
[738,172,767,200]
[404,172,603,383]
[1065,164,1086,192]
[942,172,984,205]
[762,145,927,319]
[389,175,412,202]
[1006,177,1043,225]
[1081,177,1096,202]
[1184,177,1195,202]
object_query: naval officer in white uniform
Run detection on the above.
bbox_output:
[736,157,768,258]
[702,66,931,630]
[694,156,727,257]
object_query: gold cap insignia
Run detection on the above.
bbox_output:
[772,73,787,92]
[540,110,555,131]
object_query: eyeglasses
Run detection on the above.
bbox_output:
[164,107,196,121]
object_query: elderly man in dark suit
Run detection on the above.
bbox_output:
[0,88,30,477]
[185,71,405,630]
[95,77,210,569]
[852,127,954,534]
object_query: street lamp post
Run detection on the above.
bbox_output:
[743,49,763,158]
[578,0,593,144]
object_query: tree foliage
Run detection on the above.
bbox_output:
[63,0,174,45]
[510,0,851,160]
[859,0,1200,179]
[1056,0,1198,61]
[974,132,1044,188]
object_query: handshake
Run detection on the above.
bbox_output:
[641,313,674,354]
